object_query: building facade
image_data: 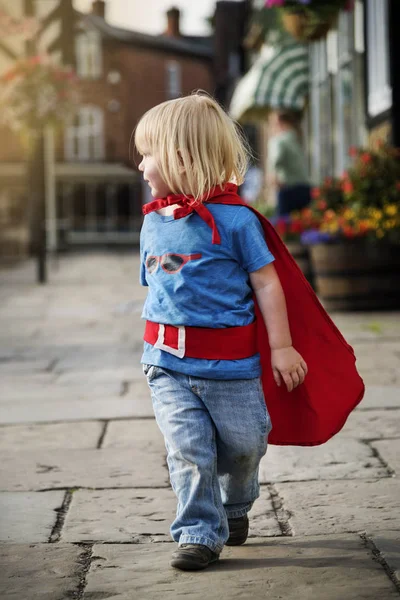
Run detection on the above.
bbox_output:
[307,0,399,184]
[0,1,213,258]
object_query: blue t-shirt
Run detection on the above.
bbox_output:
[140,204,275,379]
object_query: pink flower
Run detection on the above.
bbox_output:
[265,0,285,7]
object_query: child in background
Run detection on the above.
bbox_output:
[135,93,307,571]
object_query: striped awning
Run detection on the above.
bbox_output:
[230,42,309,123]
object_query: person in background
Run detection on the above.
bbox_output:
[267,109,311,216]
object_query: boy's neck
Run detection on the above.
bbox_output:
[156,204,180,216]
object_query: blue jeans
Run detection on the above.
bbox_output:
[144,365,271,553]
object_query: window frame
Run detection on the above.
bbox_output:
[366,0,392,118]
[64,105,105,162]
[75,29,103,80]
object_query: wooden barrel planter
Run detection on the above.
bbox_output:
[310,242,400,311]
[285,241,314,288]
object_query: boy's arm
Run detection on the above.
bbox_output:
[250,262,308,392]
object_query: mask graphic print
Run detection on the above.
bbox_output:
[146,253,202,274]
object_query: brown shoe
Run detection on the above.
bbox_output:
[226,515,249,546]
[170,544,220,571]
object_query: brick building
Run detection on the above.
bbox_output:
[0,0,215,256]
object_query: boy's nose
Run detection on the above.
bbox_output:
[138,160,144,172]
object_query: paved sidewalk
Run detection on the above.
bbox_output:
[0,251,399,600]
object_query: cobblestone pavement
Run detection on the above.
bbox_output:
[0,251,399,599]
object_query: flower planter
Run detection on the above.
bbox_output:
[310,241,400,311]
[281,11,337,42]
[285,241,314,287]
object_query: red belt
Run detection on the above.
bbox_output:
[144,320,258,360]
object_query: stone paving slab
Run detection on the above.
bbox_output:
[0,543,86,600]
[259,437,388,483]
[357,386,400,409]
[62,486,280,543]
[0,380,123,401]
[53,347,141,372]
[0,422,103,451]
[103,419,166,449]
[353,341,400,370]
[0,397,143,424]
[331,313,400,341]
[370,531,400,586]
[275,479,400,536]
[0,492,64,543]
[54,365,144,384]
[0,447,168,491]
[0,422,167,490]
[85,536,399,600]
[0,359,54,374]
[371,439,400,475]
[246,487,281,538]
[358,370,400,387]
[339,410,400,440]
[62,488,176,542]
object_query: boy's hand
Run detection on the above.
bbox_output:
[271,346,308,392]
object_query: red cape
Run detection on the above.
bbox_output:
[144,186,365,446]
[207,194,365,446]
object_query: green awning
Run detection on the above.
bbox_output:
[230,42,309,123]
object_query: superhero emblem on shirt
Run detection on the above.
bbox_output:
[146,253,202,275]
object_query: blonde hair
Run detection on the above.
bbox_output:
[134,92,250,200]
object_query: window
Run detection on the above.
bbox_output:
[75,30,102,79]
[308,4,366,181]
[334,7,366,174]
[64,106,105,161]
[166,61,181,99]
[366,0,392,117]
[309,40,333,182]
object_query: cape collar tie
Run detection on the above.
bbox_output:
[142,183,239,245]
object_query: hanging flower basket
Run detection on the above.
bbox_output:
[281,10,337,42]
[265,1,352,42]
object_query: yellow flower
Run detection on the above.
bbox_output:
[343,209,355,220]
[385,204,397,216]
[376,229,384,238]
[384,219,396,229]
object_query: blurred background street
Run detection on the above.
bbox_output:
[0,0,400,598]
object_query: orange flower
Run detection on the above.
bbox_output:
[324,209,335,222]
[301,208,313,220]
[311,187,320,199]
[317,200,327,210]
[358,221,371,234]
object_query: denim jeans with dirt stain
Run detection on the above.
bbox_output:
[143,364,272,554]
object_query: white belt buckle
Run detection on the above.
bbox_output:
[154,324,186,359]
